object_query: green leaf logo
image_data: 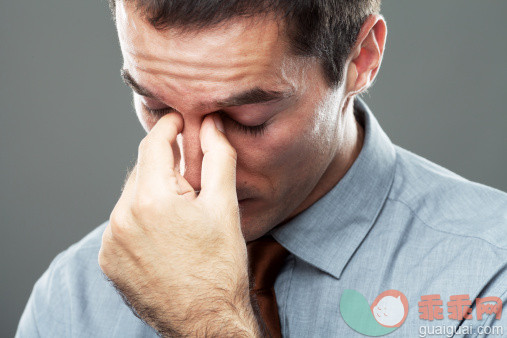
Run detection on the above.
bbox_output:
[340,289,409,336]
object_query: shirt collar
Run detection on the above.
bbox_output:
[269,98,397,279]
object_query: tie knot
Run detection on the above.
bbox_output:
[247,236,289,291]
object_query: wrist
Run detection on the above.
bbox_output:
[158,297,264,337]
[153,277,265,337]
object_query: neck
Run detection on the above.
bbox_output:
[286,97,364,220]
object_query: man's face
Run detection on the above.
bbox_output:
[116,2,352,241]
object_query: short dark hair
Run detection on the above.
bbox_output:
[109,0,381,87]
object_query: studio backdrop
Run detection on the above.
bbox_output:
[1,1,506,337]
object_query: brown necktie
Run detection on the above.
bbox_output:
[247,236,289,338]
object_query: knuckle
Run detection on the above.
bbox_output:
[129,189,174,223]
[108,210,131,242]
[137,136,151,155]
[109,208,126,230]
[131,193,158,219]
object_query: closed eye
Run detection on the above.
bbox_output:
[217,111,268,137]
[145,106,174,117]
[144,106,269,137]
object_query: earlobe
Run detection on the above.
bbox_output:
[346,15,387,96]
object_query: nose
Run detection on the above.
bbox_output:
[177,118,203,192]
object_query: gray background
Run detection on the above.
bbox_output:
[1,0,506,336]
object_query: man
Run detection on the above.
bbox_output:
[16,0,507,337]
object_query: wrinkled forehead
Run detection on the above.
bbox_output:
[114,1,294,85]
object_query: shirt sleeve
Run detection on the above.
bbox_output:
[15,290,41,338]
[15,251,71,338]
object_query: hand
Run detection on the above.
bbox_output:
[98,113,262,337]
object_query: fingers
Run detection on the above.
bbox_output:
[198,114,238,205]
[175,171,196,199]
[133,111,236,206]
[136,113,184,196]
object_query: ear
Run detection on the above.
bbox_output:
[345,14,387,96]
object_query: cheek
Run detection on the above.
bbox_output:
[266,108,334,164]
[230,114,326,181]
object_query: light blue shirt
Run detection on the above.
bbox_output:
[17,99,507,337]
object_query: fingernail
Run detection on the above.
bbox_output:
[213,114,225,133]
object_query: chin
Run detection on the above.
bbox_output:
[238,200,268,241]
[239,198,287,242]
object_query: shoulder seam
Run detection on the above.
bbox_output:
[387,197,507,251]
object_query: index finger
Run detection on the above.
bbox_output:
[136,112,184,195]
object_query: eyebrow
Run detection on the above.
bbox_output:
[120,68,294,109]
[214,87,292,108]
[121,68,157,99]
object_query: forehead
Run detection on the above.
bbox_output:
[115,1,295,103]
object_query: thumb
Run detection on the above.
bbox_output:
[198,114,238,205]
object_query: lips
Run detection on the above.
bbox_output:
[238,198,254,206]
[236,185,258,200]
[194,189,252,202]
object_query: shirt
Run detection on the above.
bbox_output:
[16,98,507,337]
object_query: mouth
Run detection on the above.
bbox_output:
[238,198,256,209]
